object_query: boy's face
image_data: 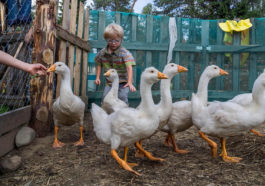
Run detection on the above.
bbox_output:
[106,36,122,51]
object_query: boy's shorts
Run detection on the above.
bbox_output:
[102,82,129,104]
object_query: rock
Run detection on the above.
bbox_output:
[15,127,36,148]
[0,155,22,173]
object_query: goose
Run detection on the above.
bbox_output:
[91,67,167,176]
[162,65,228,153]
[135,63,188,157]
[101,69,128,114]
[47,62,85,148]
[191,69,265,162]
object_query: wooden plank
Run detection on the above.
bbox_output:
[201,20,209,69]
[132,15,137,42]
[206,44,262,53]
[74,2,84,95]
[0,128,20,157]
[232,32,241,91]
[30,1,56,137]
[81,9,90,97]
[216,19,224,90]
[68,0,78,87]
[88,90,248,100]
[98,12,106,41]
[55,25,90,52]
[145,15,153,67]
[115,12,121,24]
[89,40,202,52]
[56,0,70,98]
[249,18,257,91]
[0,105,31,136]
[173,17,182,91]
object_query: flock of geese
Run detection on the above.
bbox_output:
[47,62,265,176]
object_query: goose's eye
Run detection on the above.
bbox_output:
[112,70,114,73]
[171,64,174,67]
[58,64,61,67]
[150,70,154,73]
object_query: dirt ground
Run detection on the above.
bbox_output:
[0,112,265,185]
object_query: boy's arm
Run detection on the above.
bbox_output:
[94,65,101,85]
[123,65,136,92]
[0,50,47,76]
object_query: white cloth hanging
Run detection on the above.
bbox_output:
[167,17,178,63]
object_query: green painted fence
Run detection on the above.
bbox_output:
[87,10,265,107]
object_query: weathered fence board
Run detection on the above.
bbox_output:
[0,105,31,157]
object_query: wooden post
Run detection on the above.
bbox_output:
[56,0,70,98]
[81,8,90,97]
[74,2,84,95]
[30,0,57,137]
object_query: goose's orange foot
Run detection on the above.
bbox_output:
[53,140,65,148]
[127,162,139,168]
[74,139,85,146]
[135,149,145,158]
[163,135,173,147]
[174,148,189,154]
[250,129,265,137]
[222,155,242,163]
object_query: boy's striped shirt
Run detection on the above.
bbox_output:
[95,46,135,84]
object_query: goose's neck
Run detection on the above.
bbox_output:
[252,81,265,106]
[107,77,119,98]
[60,72,74,98]
[160,78,172,107]
[140,80,155,113]
[197,73,210,105]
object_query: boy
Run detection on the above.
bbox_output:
[0,50,47,76]
[94,23,136,104]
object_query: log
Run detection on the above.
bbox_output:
[30,0,57,137]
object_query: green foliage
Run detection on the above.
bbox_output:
[142,3,153,15]
[153,0,265,19]
[92,0,133,12]
[0,106,9,114]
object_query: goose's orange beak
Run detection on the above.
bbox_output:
[177,65,188,73]
[219,69,229,75]
[158,72,168,79]
[47,64,56,72]
[104,70,111,77]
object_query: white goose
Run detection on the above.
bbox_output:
[135,63,188,157]
[229,72,265,136]
[191,69,265,162]
[101,69,128,114]
[47,62,85,148]
[91,67,167,176]
[162,65,228,153]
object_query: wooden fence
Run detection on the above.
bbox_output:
[86,11,265,107]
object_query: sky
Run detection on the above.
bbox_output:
[85,0,154,14]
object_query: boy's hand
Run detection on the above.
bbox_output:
[123,83,136,92]
[28,64,47,76]
[94,78,101,85]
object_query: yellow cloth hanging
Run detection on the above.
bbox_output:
[218,19,252,66]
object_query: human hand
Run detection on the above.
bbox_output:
[94,78,101,85]
[123,82,136,92]
[27,63,47,76]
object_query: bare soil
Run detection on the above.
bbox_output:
[0,112,265,185]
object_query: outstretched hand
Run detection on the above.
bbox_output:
[27,64,47,76]
[123,83,136,92]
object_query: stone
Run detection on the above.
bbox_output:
[15,127,36,148]
[0,155,22,173]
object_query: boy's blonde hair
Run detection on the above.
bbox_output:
[103,23,124,40]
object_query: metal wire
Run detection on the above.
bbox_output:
[0,0,32,113]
